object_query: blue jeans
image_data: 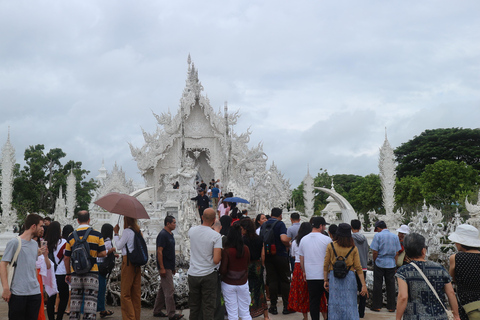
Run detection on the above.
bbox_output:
[97,273,107,311]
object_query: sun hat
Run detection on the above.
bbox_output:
[448,224,480,248]
[336,223,352,237]
[396,225,410,234]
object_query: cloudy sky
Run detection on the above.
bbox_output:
[1,0,479,188]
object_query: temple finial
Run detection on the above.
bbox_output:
[187,54,191,65]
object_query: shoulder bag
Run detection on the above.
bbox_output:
[6,236,22,287]
[410,262,454,320]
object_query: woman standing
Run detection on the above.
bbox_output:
[396,233,460,320]
[255,214,267,235]
[288,222,312,320]
[448,224,480,320]
[240,218,268,319]
[324,223,367,320]
[97,223,116,318]
[45,221,69,320]
[220,223,252,320]
[114,217,142,320]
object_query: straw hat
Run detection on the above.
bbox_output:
[448,224,480,247]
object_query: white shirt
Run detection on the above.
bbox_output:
[291,241,300,263]
[188,225,223,277]
[299,232,332,280]
[114,228,135,255]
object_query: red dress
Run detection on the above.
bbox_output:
[288,262,310,313]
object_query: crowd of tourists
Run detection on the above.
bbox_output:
[1,188,480,320]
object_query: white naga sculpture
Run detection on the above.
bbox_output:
[465,190,480,229]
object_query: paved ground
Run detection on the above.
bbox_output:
[0,299,396,319]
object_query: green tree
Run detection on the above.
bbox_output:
[13,145,97,218]
[419,160,480,218]
[347,174,383,214]
[394,128,480,178]
[395,175,423,220]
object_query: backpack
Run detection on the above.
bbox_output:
[126,229,148,266]
[261,220,279,255]
[98,252,116,276]
[48,250,63,272]
[71,228,93,275]
[331,242,355,279]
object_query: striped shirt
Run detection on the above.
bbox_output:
[65,225,106,273]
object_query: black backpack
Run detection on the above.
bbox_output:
[261,220,279,255]
[331,242,355,279]
[126,229,148,266]
[71,228,93,275]
[98,252,115,276]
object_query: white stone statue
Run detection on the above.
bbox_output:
[0,130,17,232]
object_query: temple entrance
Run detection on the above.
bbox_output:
[187,149,214,183]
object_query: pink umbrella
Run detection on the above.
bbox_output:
[94,192,150,219]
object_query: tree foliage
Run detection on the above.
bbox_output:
[395,128,480,178]
[12,144,97,219]
[347,174,383,215]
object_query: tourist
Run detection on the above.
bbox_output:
[324,223,367,320]
[351,219,369,318]
[200,180,207,191]
[328,224,338,241]
[396,233,460,320]
[239,218,268,319]
[153,216,184,320]
[211,184,221,209]
[229,202,240,223]
[261,207,292,315]
[190,188,210,221]
[187,208,223,319]
[396,224,411,266]
[288,222,312,320]
[64,211,106,320]
[0,214,44,320]
[172,181,179,189]
[45,221,69,320]
[298,216,331,320]
[287,212,301,271]
[448,224,480,320]
[114,217,143,320]
[220,215,233,237]
[59,225,74,316]
[220,223,252,320]
[255,213,267,235]
[370,220,401,312]
[97,223,115,318]
[34,224,52,320]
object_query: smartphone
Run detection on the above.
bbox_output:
[41,240,47,247]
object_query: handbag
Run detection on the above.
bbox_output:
[396,251,406,267]
[410,262,455,320]
[6,236,22,287]
[463,300,480,320]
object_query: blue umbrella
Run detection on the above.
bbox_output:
[223,197,250,204]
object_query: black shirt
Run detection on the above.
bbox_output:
[243,235,263,261]
[191,195,210,209]
[156,229,175,270]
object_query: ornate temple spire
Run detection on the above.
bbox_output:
[1,127,17,232]
[96,159,108,181]
[66,170,77,220]
[303,166,315,218]
[379,130,396,215]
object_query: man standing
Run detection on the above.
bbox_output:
[0,214,44,320]
[351,219,369,318]
[210,184,221,210]
[299,216,331,320]
[64,210,106,320]
[187,208,223,320]
[261,207,292,315]
[370,220,401,312]
[153,216,183,320]
[287,212,301,271]
[191,189,210,221]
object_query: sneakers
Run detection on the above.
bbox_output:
[169,314,184,320]
[268,306,278,315]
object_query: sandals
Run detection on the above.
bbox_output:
[100,310,114,318]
